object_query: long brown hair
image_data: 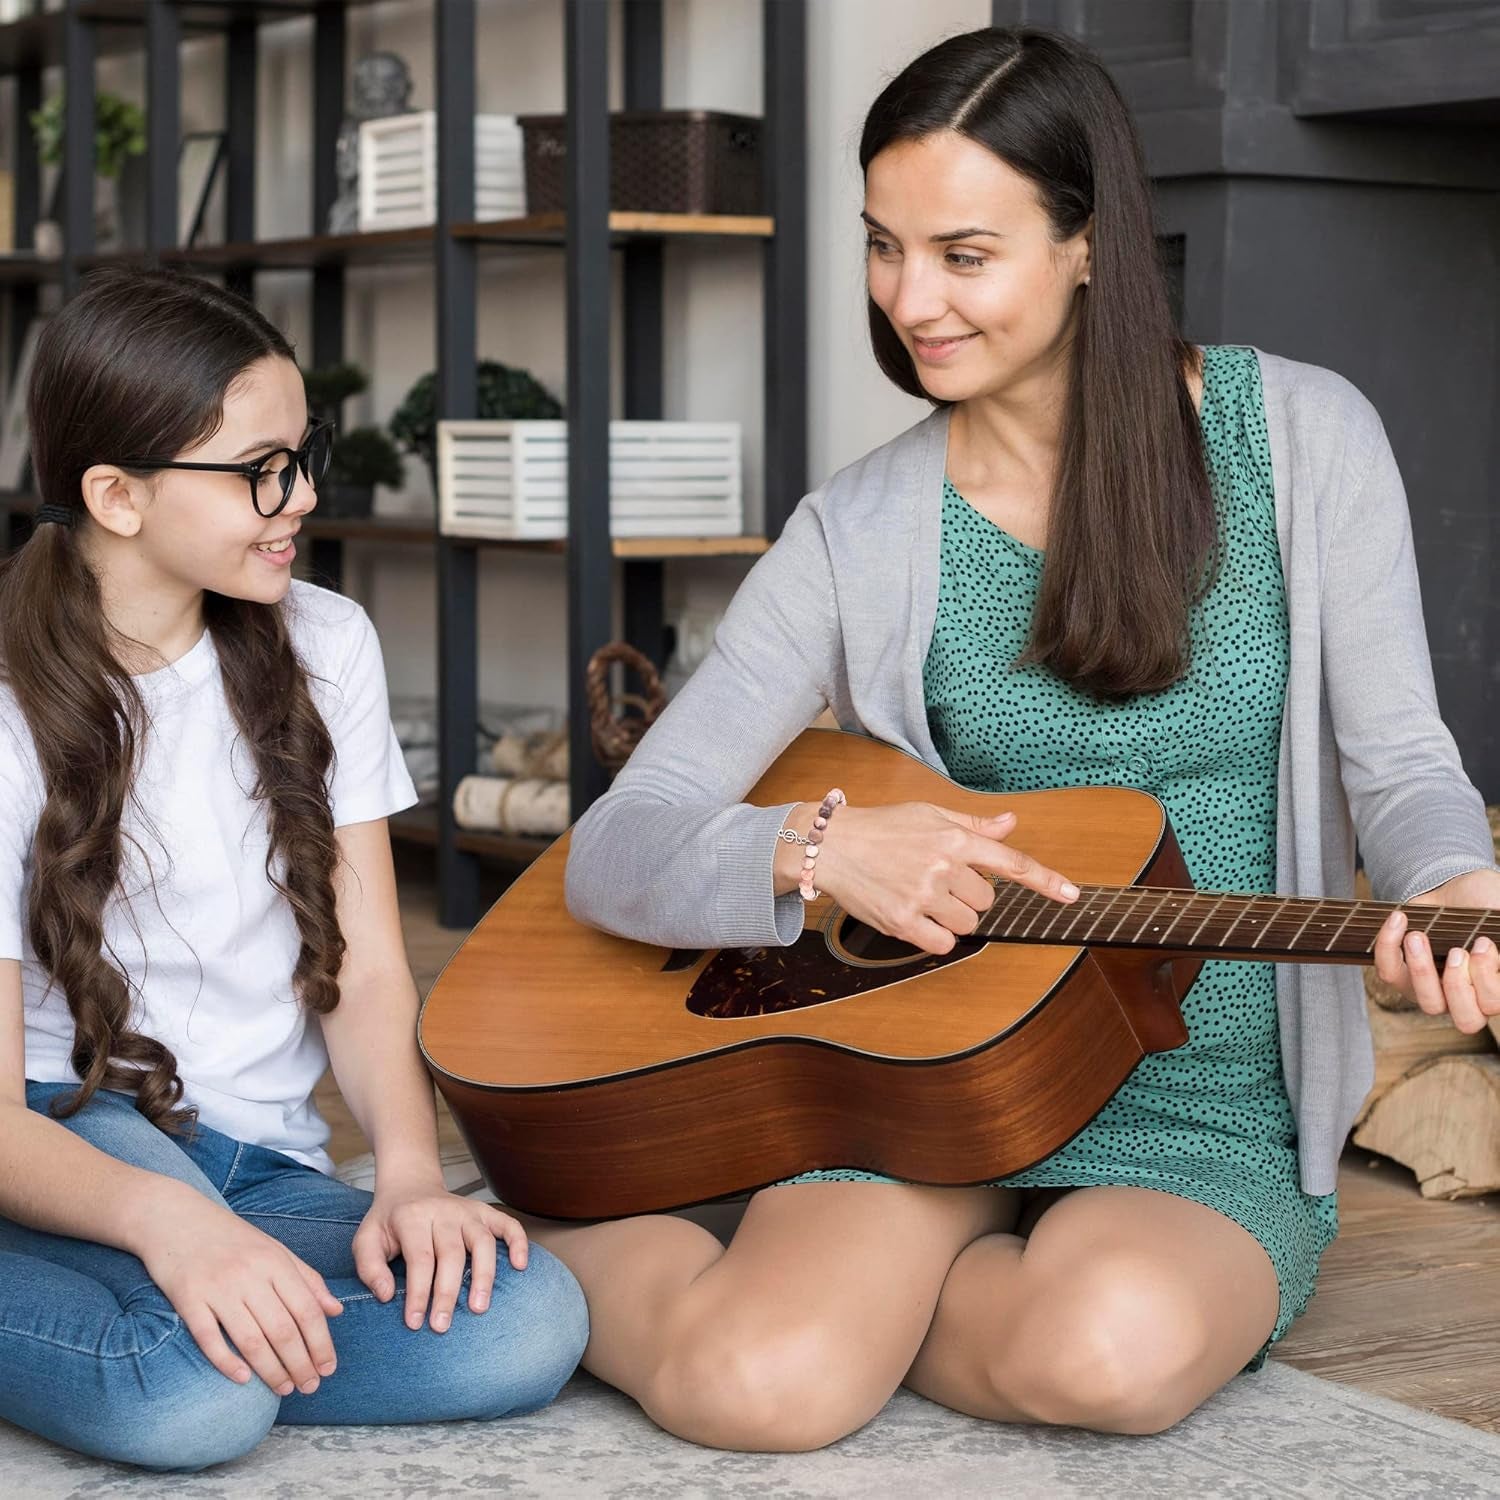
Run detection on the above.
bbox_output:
[861,27,1216,698]
[0,267,345,1130]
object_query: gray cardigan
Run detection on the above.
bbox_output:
[566,348,1495,1197]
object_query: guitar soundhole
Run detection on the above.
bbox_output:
[830,916,924,965]
[684,916,980,1020]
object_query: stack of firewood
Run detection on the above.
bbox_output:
[1351,807,1500,1199]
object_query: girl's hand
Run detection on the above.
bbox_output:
[136,1183,342,1395]
[352,1177,530,1333]
[815,801,1079,956]
[1373,869,1500,1034]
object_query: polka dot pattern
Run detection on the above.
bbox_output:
[788,347,1337,1358]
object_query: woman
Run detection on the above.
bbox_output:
[0,268,587,1471]
[550,27,1499,1450]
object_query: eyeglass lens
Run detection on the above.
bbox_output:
[256,426,334,516]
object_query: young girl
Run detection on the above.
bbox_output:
[0,268,587,1472]
[548,27,1499,1450]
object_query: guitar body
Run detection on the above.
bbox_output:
[419,730,1205,1219]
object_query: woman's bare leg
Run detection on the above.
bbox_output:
[527,1181,1018,1451]
[904,1185,1281,1434]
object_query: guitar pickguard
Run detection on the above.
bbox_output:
[685,912,986,1019]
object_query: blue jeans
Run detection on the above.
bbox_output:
[0,1083,588,1472]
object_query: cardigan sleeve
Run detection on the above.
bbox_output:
[563,491,841,949]
[1319,394,1495,902]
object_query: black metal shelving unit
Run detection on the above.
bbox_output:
[0,0,808,930]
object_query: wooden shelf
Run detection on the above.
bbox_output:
[389,805,552,866]
[0,254,60,284]
[452,212,777,245]
[2,495,770,562]
[74,213,775,275]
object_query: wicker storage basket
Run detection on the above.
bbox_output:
[517,109,762,217]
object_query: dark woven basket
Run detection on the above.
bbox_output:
[518,109,763,217]
[585,641,667,776]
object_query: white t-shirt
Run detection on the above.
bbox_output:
[0,580,418,1173]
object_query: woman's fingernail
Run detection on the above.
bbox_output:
[473,1295,489,1312]
[407,1314,421,1330]
[1392,910,1408,930]
[433,1313,450,1331]
[1448,947,1466,970]
[300,1379,319,1395]
[1060,882,1080,901]
[319,1360,337,1375]
[277,1382,295,1397]
[1475,937,1492,956]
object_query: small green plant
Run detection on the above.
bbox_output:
[389,360,564,475]
[31,91,146,180]
[328,427,404,491]
[300,362,369,420]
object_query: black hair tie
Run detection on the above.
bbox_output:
[35,504,76,528]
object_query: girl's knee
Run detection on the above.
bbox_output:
[449,1244,589,1419]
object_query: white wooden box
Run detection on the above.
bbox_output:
[438,420,743,541]
[358,112,525,232]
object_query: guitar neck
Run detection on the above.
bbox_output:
[976,884,1499,964]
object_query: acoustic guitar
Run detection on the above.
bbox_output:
[419,729,1496,1220]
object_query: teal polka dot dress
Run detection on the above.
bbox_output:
[793,346,1338,1358]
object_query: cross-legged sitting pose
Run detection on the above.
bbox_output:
[0,268,587,1472]
[541,26,1499,1451]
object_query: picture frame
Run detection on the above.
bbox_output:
[0,316,48,493]
[178,130,227,248]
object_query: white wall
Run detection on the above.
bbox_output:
[84,0,992,710]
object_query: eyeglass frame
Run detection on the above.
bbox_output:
[118,419,336,519]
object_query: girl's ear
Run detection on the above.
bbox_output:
[79,465,145,539]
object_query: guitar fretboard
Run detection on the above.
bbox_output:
[976,884,1498,962]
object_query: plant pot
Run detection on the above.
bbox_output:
[317,482,375,519]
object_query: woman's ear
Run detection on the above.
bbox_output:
[1077,216,1093,288]
[79,465,145,539]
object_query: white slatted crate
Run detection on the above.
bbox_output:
[359,112,525,232]
[438,421,743,541]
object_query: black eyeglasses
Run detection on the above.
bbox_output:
[122,420,335,519]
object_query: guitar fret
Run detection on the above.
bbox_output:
[1285,899,1324,952]
[1131,892,1174,945]
[1106,888,1151,942]
[1083,888,1125,942]
[1324,902,1360,954]
[1033,896,1078,943]
[1218,898,1258,949]
[983,881,1029,935]
[1156,895,1195,946]
[1250,898,1290,950]
[1185,892,1228,948]
[1018,890,1054,939]
[1464,911,1489,947]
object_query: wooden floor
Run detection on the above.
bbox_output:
[318,855,1500,1435]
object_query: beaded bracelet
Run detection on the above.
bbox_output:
[786,787,845,902]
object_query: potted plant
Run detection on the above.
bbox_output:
[300,362,369,425]
[321,427,405,518]
[30,91,147,249]
[389,359,564,481]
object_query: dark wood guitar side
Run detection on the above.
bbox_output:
[418,730,1498,1220]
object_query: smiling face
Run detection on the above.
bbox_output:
[863,131,1091,405]
[82,353,319,611]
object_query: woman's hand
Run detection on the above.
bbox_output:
[812,801,1079,956]
[135,1181,343,1395]
[1373,868,1500,1034]
[352,1174,530,1333]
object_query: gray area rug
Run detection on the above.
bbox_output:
[3,1359,1499,1499]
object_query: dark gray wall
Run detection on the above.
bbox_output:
[997,0,1500,799]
